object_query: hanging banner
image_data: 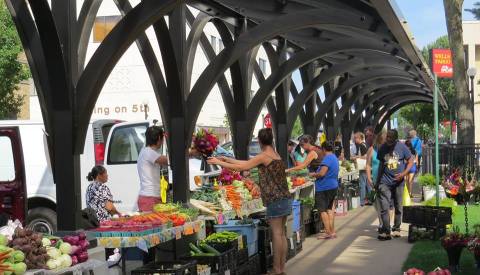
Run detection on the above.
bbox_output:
[431,49,453,78]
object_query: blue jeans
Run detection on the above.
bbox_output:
[359,171,371,206]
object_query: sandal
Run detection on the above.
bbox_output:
[317,234,334,240]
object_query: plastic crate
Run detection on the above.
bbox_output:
[301,203,313,225]
[236,235,249,265]
[403,206,452,227]
[206,239,238,253]
[183,248,236,274]
[292,200,301,233]
[131,260,197,275]
[214,220,259,257]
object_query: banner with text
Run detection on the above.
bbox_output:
[431,49,453,78]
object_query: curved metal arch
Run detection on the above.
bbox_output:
[333,80,426,129]
[186,7,400,138]
[5,0,57,150]
[347,87,428,128]
[313,68,419,130]
[362,93,431,127]
[26,0,69,109]
[112,0,169,130]
[77,0,102,71]
[287,54,419,134]
[244,40,402,137]
[76,0,179,152]
[375,98,433,131]
[370,94,433,128]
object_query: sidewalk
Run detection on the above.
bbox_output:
[285,206,412,275]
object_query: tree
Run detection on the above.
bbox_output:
[444,0,474,144]
[0,2,28,119]
[291,117,303,139]
[465,2,480,19]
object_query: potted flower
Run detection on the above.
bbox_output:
[193,128,219,173]
[440,226,468,272]
[443,168,477,204]
[467,224,480,269]
[418,173,444,201]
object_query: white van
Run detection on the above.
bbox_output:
[0,119,220,233]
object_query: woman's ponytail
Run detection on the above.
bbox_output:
[86,165,106,181]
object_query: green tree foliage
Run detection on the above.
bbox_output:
[465,2,480,19]
[398,35,456,140]
[291,117,303,138]
[0,2,28,119]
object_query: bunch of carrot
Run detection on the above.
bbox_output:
[220,185,242,210]
[0,251,13,273]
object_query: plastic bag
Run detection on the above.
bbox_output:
[403,184,411,206]
[0,219,23,240]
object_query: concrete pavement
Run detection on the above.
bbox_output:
[285,206,412,275]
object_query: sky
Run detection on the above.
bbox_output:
[395,0,478,49]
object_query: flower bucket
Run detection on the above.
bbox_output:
[475,251,480,270]
[445,246,463,272]
[423,186,446,201]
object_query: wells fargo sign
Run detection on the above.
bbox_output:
[431,49,453,78]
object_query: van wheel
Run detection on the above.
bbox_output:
[26,207,57,234]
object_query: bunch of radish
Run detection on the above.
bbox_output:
[61,232,89,265]
[9,228,48,270]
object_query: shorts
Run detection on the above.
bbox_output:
[409,163,417,174]
[137,195,161,212]
[266,198,292,219]
[315,188,338,212]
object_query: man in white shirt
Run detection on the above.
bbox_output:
[137,126,169,212]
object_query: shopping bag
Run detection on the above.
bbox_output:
[160,175,168,203]
[355,158,367,170]
[402,184,411,206]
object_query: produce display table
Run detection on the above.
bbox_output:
[290,181,315,200]
[25,259,108,275]
[93,220,205,251]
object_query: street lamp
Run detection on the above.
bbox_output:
[467,67,477,101]
[142,99,149,120]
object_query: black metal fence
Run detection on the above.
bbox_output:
[422,144,480,179]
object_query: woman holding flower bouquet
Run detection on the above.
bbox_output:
[208,128,291,275]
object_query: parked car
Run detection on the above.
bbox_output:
[220,139,261,158]
[0,120,218,233]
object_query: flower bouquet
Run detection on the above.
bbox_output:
[218,168,242,185]
[193,128,219,157]
[193,128,219,173]
[441,226,468,271]
[442,168,477,204]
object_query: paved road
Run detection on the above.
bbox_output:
[285,206,412,275]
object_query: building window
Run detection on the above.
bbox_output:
[93,16,121,43]
[259,58,267,75]
[210,35,217,53]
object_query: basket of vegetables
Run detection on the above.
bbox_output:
[186,242,236,273]
[202,231,239,253]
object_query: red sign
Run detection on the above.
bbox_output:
[431,49,453,78]
[264,114,272,128]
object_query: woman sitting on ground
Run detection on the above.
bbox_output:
[309,141,339,239]
[86,165,121,221]
[208,128,291,275]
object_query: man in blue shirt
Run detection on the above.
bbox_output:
[376,130,413,240]
[409,129,422,173]
[310,141,339,239]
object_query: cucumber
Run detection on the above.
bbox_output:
[192,252,217,257]
[200,243,221,255]
[189,243,203,254]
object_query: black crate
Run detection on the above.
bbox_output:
[286,233,298,261]
[131,260,197,275]
[301,204,313,225]
[183,248,236,274]
[259,253,273,274]
[257,225,271,247]
[248,254,260,275]
[299,226,306,242]
[403,206,452,227]
[407,224,447,243]
[207,239,239,253]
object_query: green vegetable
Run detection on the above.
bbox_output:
[0,235,7,246]
[204,231,239,243]
[299,197,315,207]
[189,243,203,254]
[192,252,217,257]
[417,173,436,187]
[199,243,221,255]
